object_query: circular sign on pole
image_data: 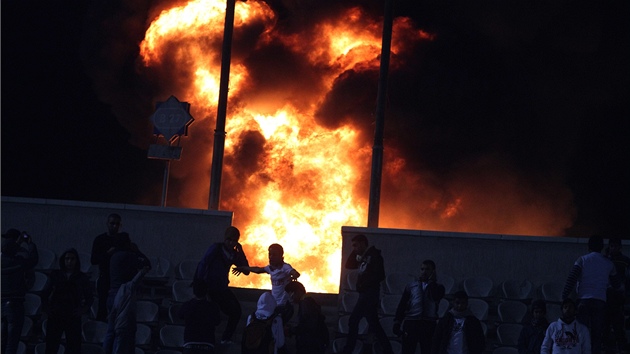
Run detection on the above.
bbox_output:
[150,95,194,142]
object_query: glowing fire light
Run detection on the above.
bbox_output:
[139,0,432,293]
[136,0,578,293]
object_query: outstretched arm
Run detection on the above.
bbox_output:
[232,266,265,276]
[290,269,300,280]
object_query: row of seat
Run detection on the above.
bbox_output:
[32,248,198,282]
[345,271,566,303]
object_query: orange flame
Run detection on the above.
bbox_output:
[138,0,572,293]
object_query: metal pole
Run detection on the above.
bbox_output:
[161,159,170,207]
[209,0,236,210]
[367,0,394,228]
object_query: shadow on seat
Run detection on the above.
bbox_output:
[380,294,401,316]
[340,291,359,313]
[171,280,194,303]
[497,301,528,323]
[338,315,368,335]
[467,298,489,321]
[496,323,523,346]
[463,276,493,298]
[176,260,197,280]
[136,300,159,323]
[81,343,105,354]
[541,282,563,303]
[82,320,109,344]
[385,273,415,294]
[168,303,185,325]
[501,280,533,301]
[34,342,66,354]
[332,337,363,354]
[159,325,185,349]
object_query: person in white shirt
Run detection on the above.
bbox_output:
[541,298,591,354]
[234,243,300,322]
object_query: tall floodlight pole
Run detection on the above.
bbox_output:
[367,0,394,228]
[209,0,237,210]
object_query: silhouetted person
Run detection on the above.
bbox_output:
[563,235,619,354]
[1,229,38,354]
[91,213,128,321]
[195,226,250,344]
[517,299,549,354]
[394,259,445,354]
[541,298,591,354]
[179,281,221,354]
[604,237,629,353]
[43,248,93,354]
[233,243,300,323]
[431,291,486,354]
[342,234,393,354]
[285,281,329,354]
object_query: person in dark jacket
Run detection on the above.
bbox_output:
[90,213,129,321]
[195,226,250,344]
[1,228,38,354]
[43,248,94,354]
[394,259,446,354]
[342,234,393,354]
[106,237,150,314]
[431,291,486,354]
[285,281,328,354]
[517,299,549,354]
[179,280,221,354]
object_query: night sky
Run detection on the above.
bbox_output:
[2,0,629,238]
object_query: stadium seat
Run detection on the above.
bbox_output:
[168,302,185,325]
[81,343,105,354]
[172,280,194,302]
[497,323,523,346]
[34,342,66,354]
[467,298,489,321]
[36,248,57,271]
[332,337,363,354]
[345,270,359,291]
[176,260,198,280]
[463,276,493,298]
[28,271,49,294]
[136,300,159,323]
[136,323,152,346]
[379,316,397,338]
[341,291,360,313]
[159,325,185,349]
[24,293,42,317]
[338,315,368,335]
[385,273,415,294]
[497,300,528,323]
[493,346,519,354]
[541,282,563,303]
[82,320,108,344]
[440,274,456,295]
[380,294,401,316]
[438,298,450,318]
[501,280,533,301]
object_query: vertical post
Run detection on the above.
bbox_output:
[367,0,394,228]
[209,0,237,210]
[161,158,170,207]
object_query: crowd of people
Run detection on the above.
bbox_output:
[2,215,628,354]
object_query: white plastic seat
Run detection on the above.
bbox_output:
[177,260,198,280]
[136,323,152,346]
[501,280,532,300]
[17,341,27,354]
[136,300,159,323]
[496,323,523,346]
[341,291,360,313]
[77,252,93,273]
[171,280,194,302]
[159,325,185,348]
[146,257,171,278]
[541,282,564,303]
[438,298,450,318]
[36,248,57,270]
[20,316,33,339]
[385,273,415,294]
[463,276,493,298]
[346,270,359,291]
[135,347,145,354]
[379,316,397,338]
[440,274,455,295]
[168,302,185,325]
[28,271,49,293]
[24,293,42,317]
[467,298,489,321]
[41,318,65,339]
[82,320,109,344]
[380,294,401,316]
[497,301,528,323]
[332,337,363,354]
[338,315,368,335]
